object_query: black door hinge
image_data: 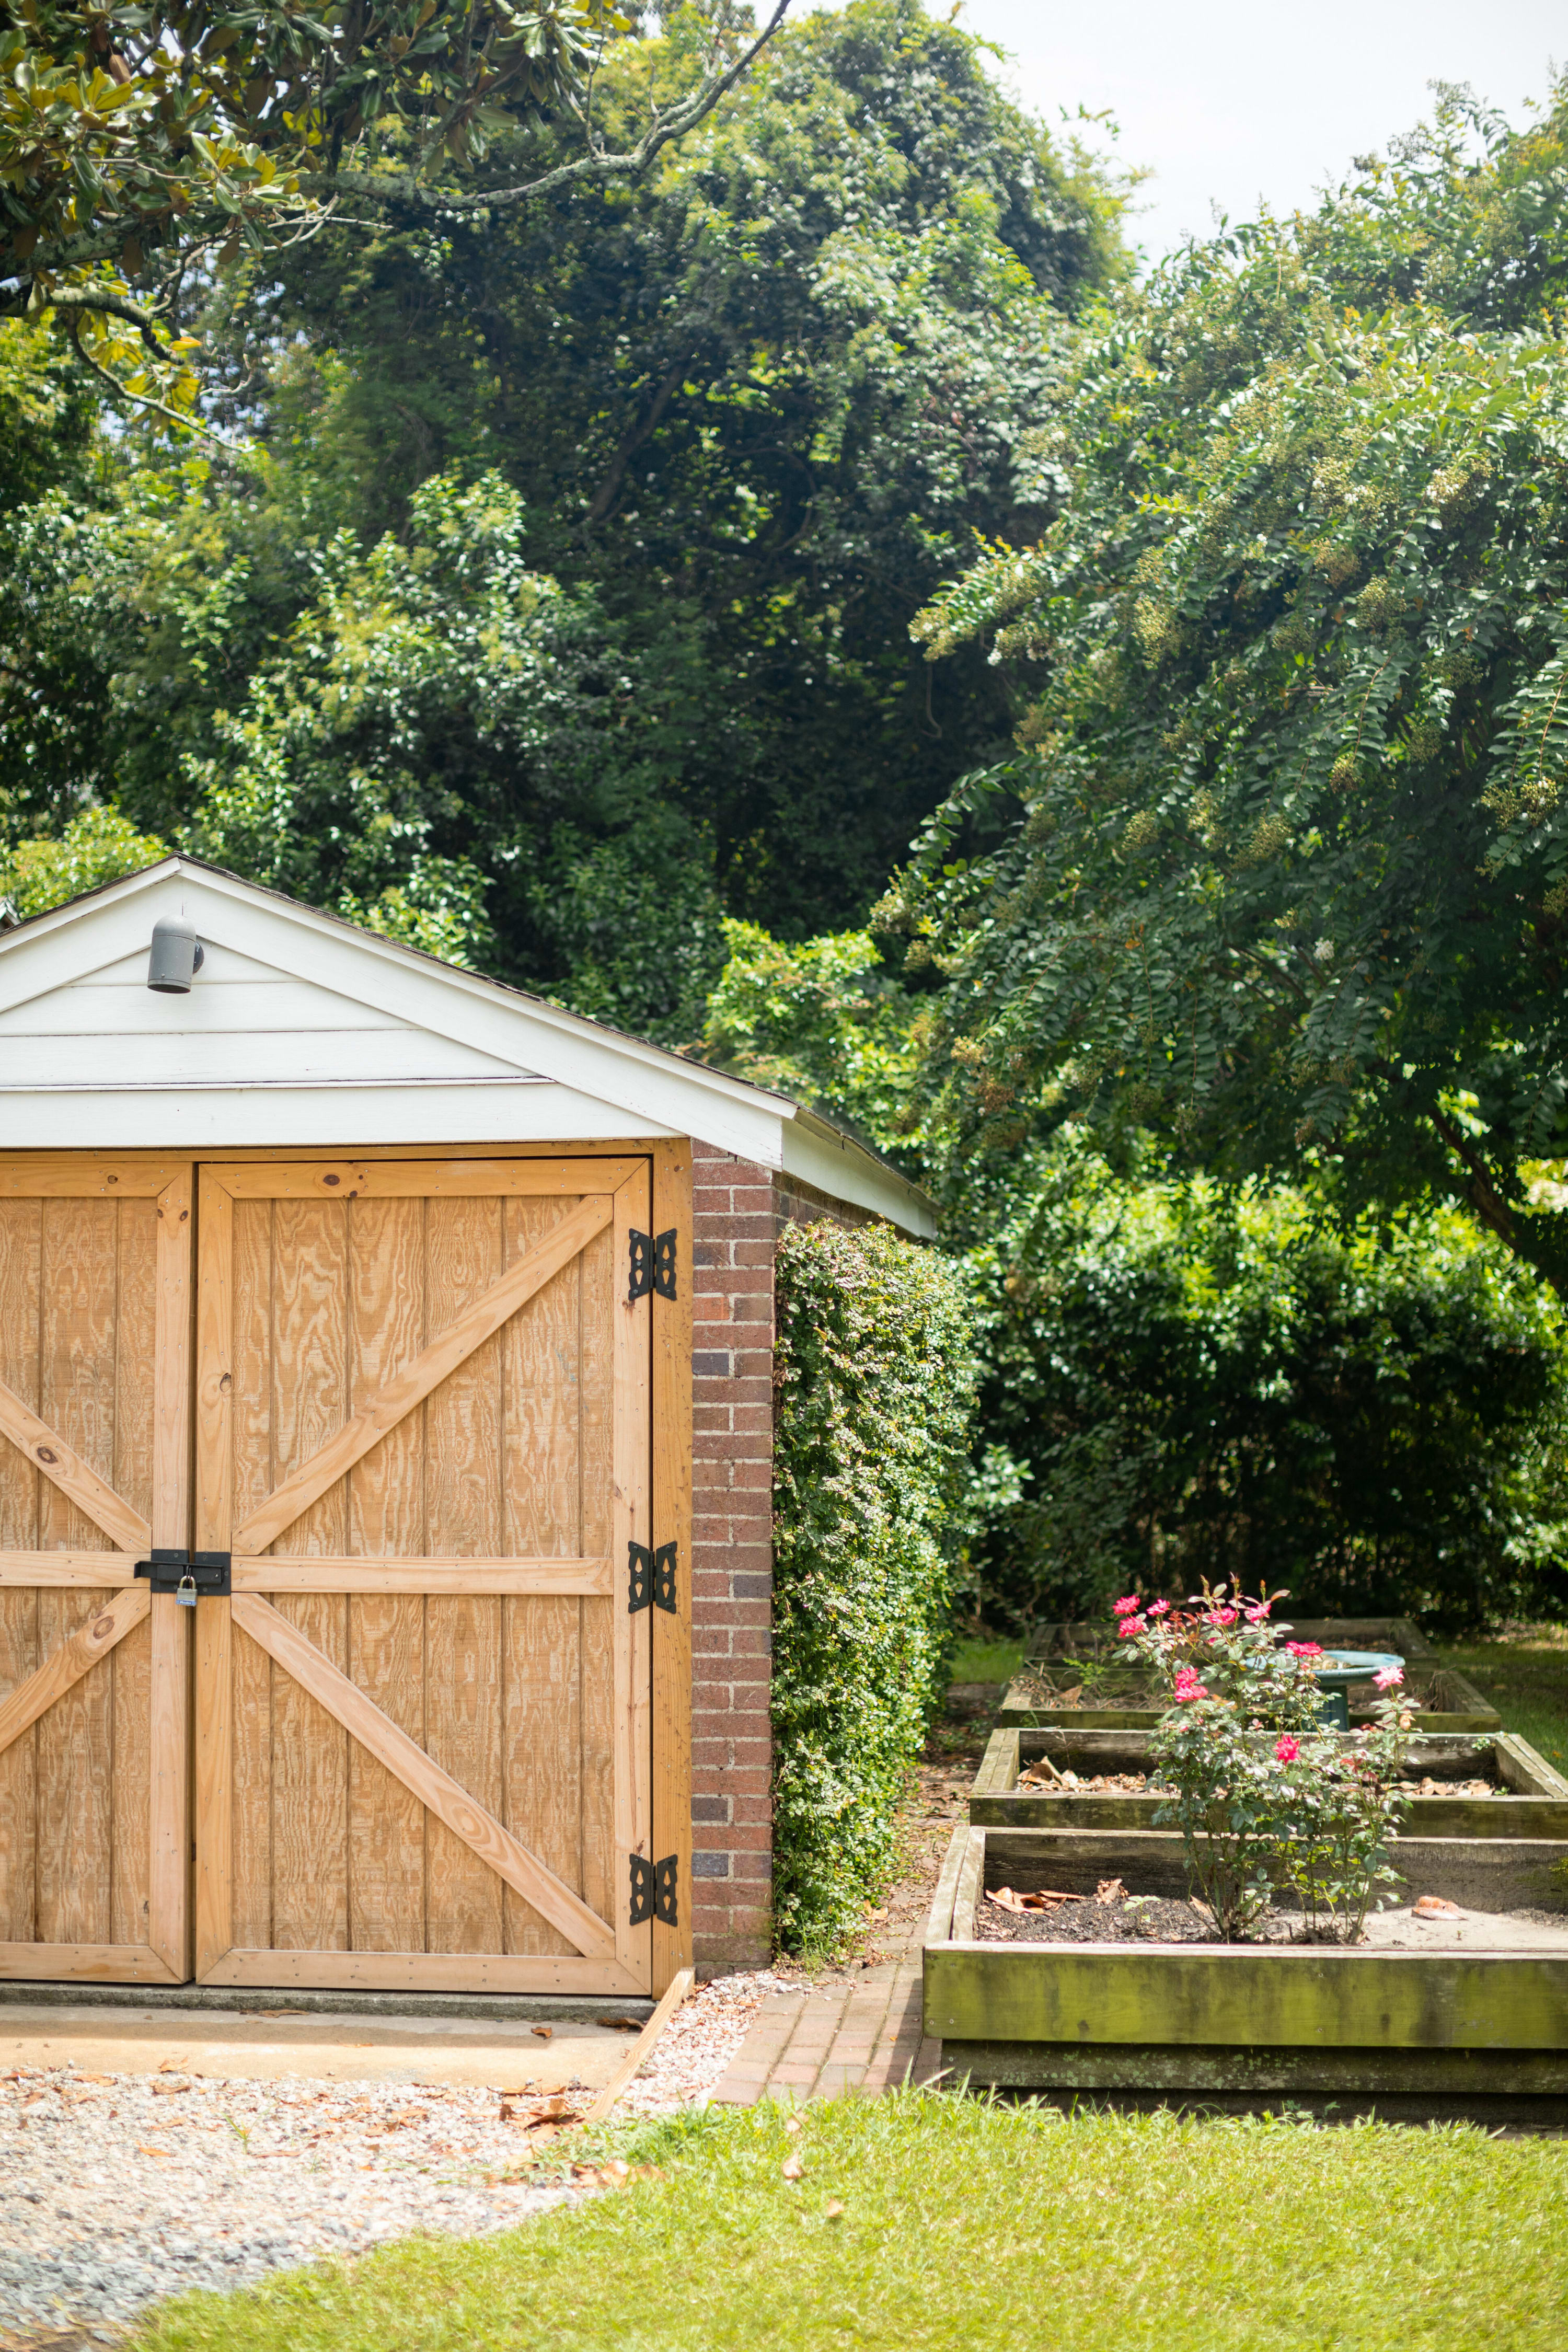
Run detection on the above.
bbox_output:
[629,1853,679,1928]
[627,1541,677,1615]
[628,1228,677,1302]
[134,1549,232,1599]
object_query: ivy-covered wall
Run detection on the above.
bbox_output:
[770,1220,977,1955]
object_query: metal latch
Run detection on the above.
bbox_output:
[134,1549,232,1599]
[629,1853,679,1927]
[627,1541,677,1615]
[628,1228,677,1302]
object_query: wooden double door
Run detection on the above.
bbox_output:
[0,1153,663,1997]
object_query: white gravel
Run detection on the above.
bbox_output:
[0,2066,578,2342]
[0,1973,801,2342]
[618,1969,804,2117]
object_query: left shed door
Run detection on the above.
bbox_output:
[0,1159,193,1982]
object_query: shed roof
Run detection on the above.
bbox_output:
[0,857,934,1235]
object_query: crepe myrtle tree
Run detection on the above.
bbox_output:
[885,85,1568,1295]
[0,0,790,429]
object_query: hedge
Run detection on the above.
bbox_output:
[770,1219,977,1955]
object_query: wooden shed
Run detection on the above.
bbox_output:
[0,858,931,1998]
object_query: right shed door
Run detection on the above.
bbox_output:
[192,1155,653,1997]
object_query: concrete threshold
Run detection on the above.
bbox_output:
[0,1999,654,2091]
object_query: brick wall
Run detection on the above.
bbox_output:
[688,1143,869,1974]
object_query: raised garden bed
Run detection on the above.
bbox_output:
[970,1726,1568,1837]
[923,1821,1568,2114]
[999,1617,1498,1734]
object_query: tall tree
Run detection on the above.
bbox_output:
[1,0,793,423]
[890,81,1568,1292]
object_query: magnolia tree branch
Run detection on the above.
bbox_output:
[312,0,793,215]
[64,312,243,456]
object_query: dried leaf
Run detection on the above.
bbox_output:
[596,2017,644,2032]
[1094,1877,1127,1906]
[784,2115,802,2135]
[531,2025,554,2040]
[825,2199,845,2221]
[781,2154,804,2181]
[1413,1895,1463,1919]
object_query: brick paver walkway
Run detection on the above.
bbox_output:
[708,1938,943,2105]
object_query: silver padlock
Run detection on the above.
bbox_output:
[176,1572,198,1608]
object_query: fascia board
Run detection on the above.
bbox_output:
[781,1116,938,1239]
[0,863,793,1167]
[0,865,188,1016]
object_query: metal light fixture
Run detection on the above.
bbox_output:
[147,914,205,994]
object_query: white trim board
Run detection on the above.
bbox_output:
[0,858,936,1236]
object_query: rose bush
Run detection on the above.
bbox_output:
[1119,1585,1412,1940]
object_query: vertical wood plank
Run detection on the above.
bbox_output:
[194,1171,236,1978]
[0,1199,40,1941]
[270,1201,349,1951]
[578,1215,616,1942]
[227,1194,273,1953]
[36,1198,116,1944]
[110,1198,157,1950]
[613,1168,652,1988]
[346,1196,426,1953]
[423,1196,504,1955]
[147,1169,193,1976]
[650,1141,693,1992]
[501,1194,582,1955]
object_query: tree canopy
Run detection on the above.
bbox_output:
[891,82,1568,1292]
[1,0,793,422]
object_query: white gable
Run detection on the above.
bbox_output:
[0,859,935,1235]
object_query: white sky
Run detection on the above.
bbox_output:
[797,1,1563,263]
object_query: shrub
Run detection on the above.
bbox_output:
[965,1144,1568,1631]
[770,1220,977,1955]
[1123,1587,1413,1941]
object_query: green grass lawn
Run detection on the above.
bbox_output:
[1434,1625,1568,1773]
[947,1637,1025,1686]
[132,2095,1567,2352]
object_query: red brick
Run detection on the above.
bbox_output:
[694,1433,773,1463]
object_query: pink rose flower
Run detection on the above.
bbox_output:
[1112,1596,1142,1617]
[1148,1599,1171,1618]
[1116,1616,1145,1639]
[1373,1665,1403,1689]
[1245,1602,1272,1623]
[1274,1736,1300,1762]
[1172,1666,1209,1703]
[1208,1607,1238,1628]
[1285,1641,1323,1660]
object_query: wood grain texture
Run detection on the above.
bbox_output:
[147,1169,193,1978]
[36,1200,120,1945]
[650,1140,693,1993]
[0,1200,40,1945]
[194,1171,237,1980]
[200,1948,648,1996]
[500,1194,581,1957]
[109,1199,157,1950]
[232,1558,613,1594]
[234,1193,612,1555]
[0,1159,182,1198]
[423,1195,505,1956]
[223,1191,271,1959]
[0,1553,137,1586]
[214,1159,641,1201]
[0,1941,182,1982]
[0,1585,149,1760]
[612,1169,652,1988]
[0,1379,149,1554]
[270,1199,350,1951]
[231,1595,616,1959]
[579,1213,616,1944]
[345,1195,425,1955]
